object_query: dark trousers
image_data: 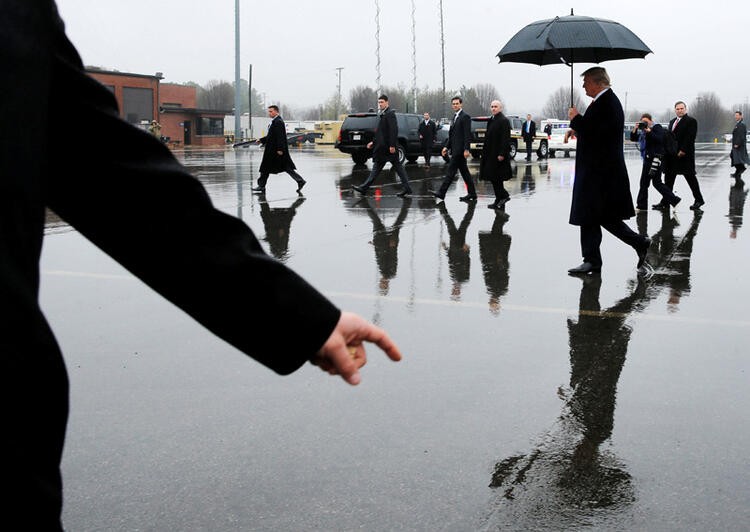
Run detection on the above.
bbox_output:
[421,143,432,166]
[361,159,412,193]
[438,154,476,196]
[580,221,645,268]
[662,169,704,204]
[258,168,305,187]
[488,176,510,201]
[524,139,533,160]
[636,156,680,209]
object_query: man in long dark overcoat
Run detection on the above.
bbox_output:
[352,94,413,197]
[432,96,476,202]
[480,100,512,210]
[567,67,651,275]
[658,101,705,210]
[731,110,749,179]
[418,112,437,166]
[252,105,306,193]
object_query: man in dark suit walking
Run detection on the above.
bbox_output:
[431,96,476,202]
[730,110,749,179]
[629,113,681,211]
[480,100,512,210]
[566,67,651,275]
[252,105,306,194]
[352,94,413,198]
[522,114,536,161]
[418,112,437,167]
[655,101,705,210]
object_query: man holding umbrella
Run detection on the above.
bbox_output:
[566,67,650,275]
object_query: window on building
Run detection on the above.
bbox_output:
[196,117,223,136]
[122,87,153,124]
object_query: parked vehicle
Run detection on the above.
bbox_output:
[468,115,548,160]
[542,119,577,157]
[335,111,429,165]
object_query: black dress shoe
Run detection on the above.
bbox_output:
[568,262,600,275]
[689,200,705,210]
[671,196,681,207]
[297,180,306,193]
[459,194,477,202]
[397,190,411,198]
[352,185,367,195]
[429,190,445,200]
[251,186,265,193]
[651,202,667,210]
[637,237,651,269]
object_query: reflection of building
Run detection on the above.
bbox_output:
[87,69,228,147]
[259,197,306,263]
[478,211,511,314]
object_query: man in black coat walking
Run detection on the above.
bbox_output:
[2,3,402,528]
[730,110,749,179]
[431,96,477,202]
[418,112,437,167]
[567,67,651,275]
[252,105,306,193]
[480,100,512,210]
[352,94,413,198]
[629,113,681,211]
[656,101,705,210]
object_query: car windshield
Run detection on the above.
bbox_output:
[343,116,377,129]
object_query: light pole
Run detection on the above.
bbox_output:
[336,67,344,119]
[234,0,241,142]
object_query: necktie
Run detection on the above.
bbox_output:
[672,118,680,131]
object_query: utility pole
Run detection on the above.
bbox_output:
[233,0,241,142]
[411,0,417,113]
[335,67,344,119]
[375,0,381,96]
[439,0,446,120]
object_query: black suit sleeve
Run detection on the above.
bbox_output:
[461,114,471,151]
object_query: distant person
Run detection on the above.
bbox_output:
[629,113,681,211]
[521,113,537,161]
[418,112,437,167]
[148,119,162,139]
[480,100,512,210]
[352,94,413,198]
[252,105,306,194]
[567,67,651,275]
[3,3,402,528]
[431,96,476,202]
[655,101,705,210]
[543,122,552,136]
[730,110,748,179]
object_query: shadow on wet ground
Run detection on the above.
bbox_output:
[43,143,750,530]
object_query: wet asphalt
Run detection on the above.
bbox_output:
[43,142,750,531]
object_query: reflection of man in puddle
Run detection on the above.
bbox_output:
[437,202,475,300]
[728,178,748,239]
[362,198,411,295]
[478,211,511,315]
[259,197,306,263]
[485,276,642,529]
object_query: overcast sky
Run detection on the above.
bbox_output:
[55,0,749,118]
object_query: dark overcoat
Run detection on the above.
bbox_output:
[480,113,512,181]
[2,2,339,526]
[569,89,634,226]
[259,115,296,173]
[445,110,472,156]
[418,119,436,147]
[372,107,399,163]
[731,120,749,166]
[663,114,697,175]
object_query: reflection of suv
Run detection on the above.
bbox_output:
[468,115,548,159]
[336,112,425,165]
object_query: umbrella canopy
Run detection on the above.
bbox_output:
[497,10,652,105]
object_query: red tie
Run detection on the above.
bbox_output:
[672,118,680,131]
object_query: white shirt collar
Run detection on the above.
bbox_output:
[592,87,610,101]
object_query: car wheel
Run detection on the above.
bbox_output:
[549,149,556,158]
[352,153,368,165]
[509,141,517,160]
[406,156,419,164]
[397,145,407,166]
[537,140,548,159]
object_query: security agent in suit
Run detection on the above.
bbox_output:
[252,105,306,193]
[567,67,651,275]
[521,114,537,161]
[480,100,512,210]
[418,112,437,167]
[657,101,705,210]
[730,110,749,178]
[2,3,402,528]
[431,96,477,202]
[352,94,413,198]
[629,113,681,210]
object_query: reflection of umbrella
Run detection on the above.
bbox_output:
[496,9,651,105]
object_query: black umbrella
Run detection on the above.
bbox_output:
[497,9,652,106]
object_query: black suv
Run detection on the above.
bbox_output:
[336,111,446,165]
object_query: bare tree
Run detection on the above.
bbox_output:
[541,86,586,119]
[473,83,501,112]
[198,79,234,110]
[690,92,730,141]
[349,85,378,113]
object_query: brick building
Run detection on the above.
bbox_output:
[86,68,229,147]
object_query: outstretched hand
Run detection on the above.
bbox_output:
[310,312,402,385]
